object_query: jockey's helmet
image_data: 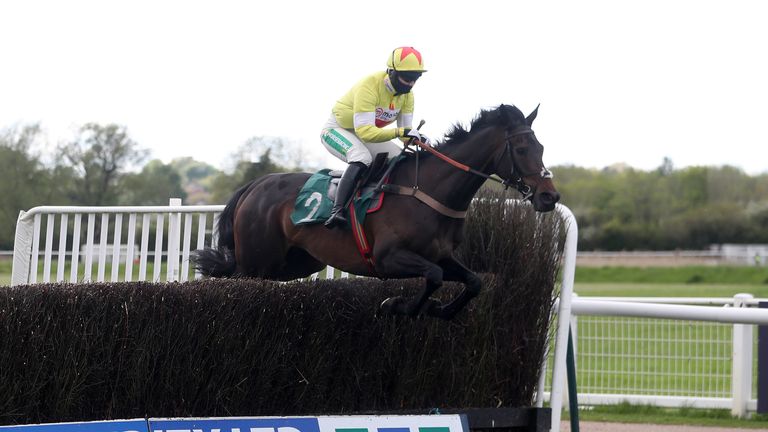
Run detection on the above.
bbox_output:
[386,47,426,94]
[387,47,426,72]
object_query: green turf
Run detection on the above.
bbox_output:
[566,403,768,429]
[574,282,768,298]
[0,260,180,286]
[576,265,768,285]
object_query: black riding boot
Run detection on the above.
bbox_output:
[324,162,366,229]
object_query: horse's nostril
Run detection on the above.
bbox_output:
[541,192,561,205]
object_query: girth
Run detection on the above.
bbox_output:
[379,184,467,219]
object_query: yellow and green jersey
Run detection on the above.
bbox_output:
[332,71,414,143]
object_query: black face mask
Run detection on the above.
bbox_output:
[389,70,419,94]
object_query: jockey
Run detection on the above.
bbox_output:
[320,46,430,229]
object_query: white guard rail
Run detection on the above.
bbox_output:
[12,199,225,285]
[551,293,768,426]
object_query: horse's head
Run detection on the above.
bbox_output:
[492,104,560,212]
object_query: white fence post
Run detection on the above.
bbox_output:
[732,293,754,418]
[167,198,182,282]
[11,210,34,286]
[549,204,579,432]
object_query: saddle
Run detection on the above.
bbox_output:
[290,153,399,227]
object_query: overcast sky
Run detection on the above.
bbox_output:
[1,0,766,174]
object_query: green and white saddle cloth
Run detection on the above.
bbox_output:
[290,169,386,228]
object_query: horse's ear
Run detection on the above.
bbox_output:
[526,104,540,125]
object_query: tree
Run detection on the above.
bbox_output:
[169,157,220,204]
[0,125,50,248]
[119,159,187,205]
[657,157,674,176]
[58,123,149,205]
[233,136,310,171]
[209,138,292,204]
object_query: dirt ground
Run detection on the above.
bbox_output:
[559,420,768,431]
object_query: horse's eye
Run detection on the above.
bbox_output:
[515,147,528,156]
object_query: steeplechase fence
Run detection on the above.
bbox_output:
[6,196,574,432]
[12,197,768,431]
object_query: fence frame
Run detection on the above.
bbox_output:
[11,199,225,285]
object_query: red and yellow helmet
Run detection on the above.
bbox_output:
[386,47,426,72]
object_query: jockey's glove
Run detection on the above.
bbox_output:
[399,127,432,145]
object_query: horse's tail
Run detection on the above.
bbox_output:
[193,181,252,277]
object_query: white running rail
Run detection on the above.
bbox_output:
[12,199,224,285]
[11,199,360,286]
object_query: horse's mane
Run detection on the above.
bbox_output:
[435,104,525,151]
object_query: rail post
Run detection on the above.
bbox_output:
[732,293,754,418]
[167,198,183,282]
[564,297,579,409]
[11,210,34,286]
[549,204,579,432]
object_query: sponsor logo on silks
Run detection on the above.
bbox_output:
[375,107,399,127]
[323,130,352,155]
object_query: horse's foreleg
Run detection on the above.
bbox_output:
[427,256,483,320]
[377,250,443,317]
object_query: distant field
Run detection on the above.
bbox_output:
[574,282,768,298]
[573,265,768,298]
[576,265,768,284]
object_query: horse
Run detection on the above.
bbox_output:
[194,104,560,320]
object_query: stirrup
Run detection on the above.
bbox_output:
[324,210,348,228]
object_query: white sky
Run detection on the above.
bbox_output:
[1,0,766,174]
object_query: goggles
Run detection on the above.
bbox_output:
[397,71,423,82]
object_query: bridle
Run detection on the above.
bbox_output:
[500,125,554,199]
[406,124,553,199]
[378,123,554,219]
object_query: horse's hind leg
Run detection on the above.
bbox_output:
[426,256,483,320]
[275,247,325,280]
[378,249,444,317]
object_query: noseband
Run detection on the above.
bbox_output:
[501,125,553,199]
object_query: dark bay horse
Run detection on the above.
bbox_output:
[195,104,560,319]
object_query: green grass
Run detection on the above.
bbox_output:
[575,282,768,298]
[0,260,10,286]
[0,259,184,286]
[571,316,734,397]
[564,403,768,429]
[573,265,768,298]
[577,265,768,285]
